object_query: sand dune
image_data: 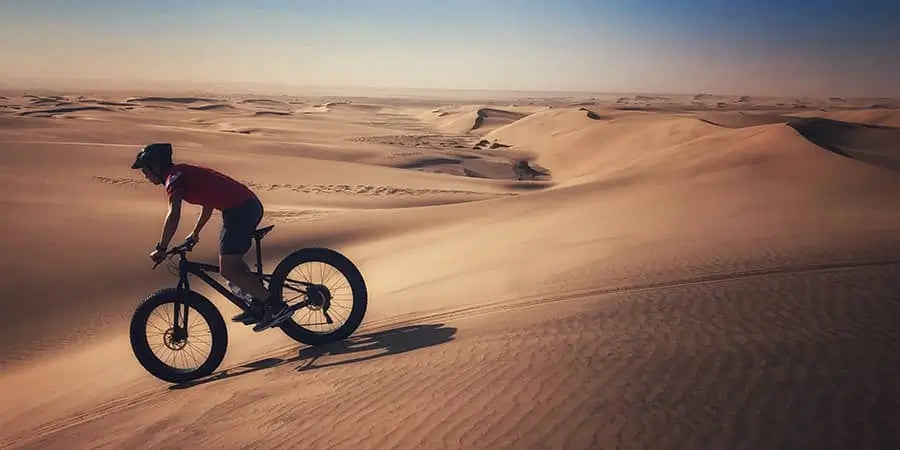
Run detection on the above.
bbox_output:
[81,99,134,107]
[486,108,723,182]
[17,106,115,116]
[786,108,900,127]
[125,96,216,104]
[188,103,235,111]
[578,107,604,120]
[431,106,532,135]
[27,98,69,106]
[253,110,292,116]
[326,102,384,112]
[471,108,528,132]
[696,111,791,128]
[789,118,900,170]
[239,98,288,106]
[1,90,899,449]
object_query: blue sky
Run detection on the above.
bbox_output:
[2,0,898,96]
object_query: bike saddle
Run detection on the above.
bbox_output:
[252,225,275,239]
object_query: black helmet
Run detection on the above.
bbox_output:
[131,143,173,170]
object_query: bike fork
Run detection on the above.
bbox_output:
[172,277,191,340]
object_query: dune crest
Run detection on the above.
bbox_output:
[432,106,532,135]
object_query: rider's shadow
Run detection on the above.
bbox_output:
[170,323,456,390]
[293,323,457,372]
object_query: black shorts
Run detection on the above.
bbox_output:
[220,196,263,255]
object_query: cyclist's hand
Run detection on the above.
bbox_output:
[150,249,166,263]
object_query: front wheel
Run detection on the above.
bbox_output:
[270,247,368,345]
[130,288,228,383]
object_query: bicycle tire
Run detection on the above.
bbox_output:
[271,247,368,345]
[129,288,228,383]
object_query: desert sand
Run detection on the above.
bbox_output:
[1,90,899,449]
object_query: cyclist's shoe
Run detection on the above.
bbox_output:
[232,300,264,324]
[252,299,294,332]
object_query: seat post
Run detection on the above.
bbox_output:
[255,236,263,276]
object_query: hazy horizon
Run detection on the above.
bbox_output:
[2,0,899,98]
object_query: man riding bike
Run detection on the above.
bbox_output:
[131,142,293,332]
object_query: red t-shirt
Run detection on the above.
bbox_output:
[164,163,256,210]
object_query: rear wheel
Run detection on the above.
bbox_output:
[130,288,227,383]
[271,248,367,345]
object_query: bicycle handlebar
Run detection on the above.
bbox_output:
[152,238,199,269]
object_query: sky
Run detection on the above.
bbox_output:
[1,0,899,97]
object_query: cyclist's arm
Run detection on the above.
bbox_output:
[158,190,183,249]
[191,205,213,236]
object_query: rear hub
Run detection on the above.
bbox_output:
[306,284,332,311]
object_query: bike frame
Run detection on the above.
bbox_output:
[175,259,272,311]
[164,233,310,335]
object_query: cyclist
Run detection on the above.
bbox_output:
[131,142,292,331]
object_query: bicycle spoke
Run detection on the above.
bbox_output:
[146,320,167,335]
[328,276,349,295]
[286,291,305,304]
[183,343,202,367]
[189,334,211,345]
[177,349,187,369]
[330,301,353,313]
[304,262,315,283]
[321,265,341,289]
[328,306,348,327]
[164,303,172,326]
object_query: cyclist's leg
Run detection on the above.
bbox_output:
[219,197,269,301]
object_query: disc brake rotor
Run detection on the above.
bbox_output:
[163,328,187,350]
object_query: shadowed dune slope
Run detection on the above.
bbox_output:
[788,118,900,170]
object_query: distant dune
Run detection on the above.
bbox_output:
[253,110,292,116]
[579,107,604,120]
[238,98,288,106]
[81,99,133,107]
[188,104,235,111]
[786,108,900,127]
[697,111,791,128]
[125,97,216,104]
[433,106,532,135]
[486,108,722,181]
[313,101,350,108]
[17,106,114,116]
[325,102,385,112]
[472,108,527,131]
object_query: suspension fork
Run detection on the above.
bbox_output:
[172,259,192,340]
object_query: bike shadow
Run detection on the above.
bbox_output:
[170,323,456,390]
